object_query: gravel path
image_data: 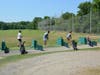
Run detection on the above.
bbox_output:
[0,45,100,75]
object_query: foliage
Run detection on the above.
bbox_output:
[0,17,43,30]
[61,12,75,20]
[44,16,50,19]
[77,1,92,16]
[93,0,100,11]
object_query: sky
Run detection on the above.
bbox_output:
[0,0,91,22]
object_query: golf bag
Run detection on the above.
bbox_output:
[72,40,78,50]
[20,41,28,54]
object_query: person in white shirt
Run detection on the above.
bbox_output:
[43,31,50,46]
[66,31,72,41]
[17,30,22,44]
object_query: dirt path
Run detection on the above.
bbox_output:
[0,50,100,75]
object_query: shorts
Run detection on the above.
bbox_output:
[18,39,22,42]
[43,38,47,41]
[67,37,70,41]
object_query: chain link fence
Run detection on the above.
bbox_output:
[38,11,100,33]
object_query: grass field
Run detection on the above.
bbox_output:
[0,30,100,50]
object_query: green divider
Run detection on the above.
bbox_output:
[78,37,87,44]
[36,45,43,51]
[63,42,69,48]
[1,40,9,53]
[31,39,43,51]
[56,37,69,48]
[92,41,97,46]
[1,40,6,50]
[31,40,37,49]
[56,37,64,46]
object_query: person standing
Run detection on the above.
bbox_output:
[66,31,72,42]
[17,30,22,46]
[43,31,50,47]
[17,30,22,43]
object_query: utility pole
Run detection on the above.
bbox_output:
[89,0,92,33]
[72,14,74,32]
[90,8,92,33]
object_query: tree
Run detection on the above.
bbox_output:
[0,21,8,30]
[93,0,100,12]
[44,16,50,20]
[61,12,75,20]
[77,2,92,16]
[18,21,30,29]
[30,17,43,29]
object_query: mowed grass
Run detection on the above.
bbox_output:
[0,30,100,50]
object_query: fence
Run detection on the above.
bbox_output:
[38,11,100,33]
